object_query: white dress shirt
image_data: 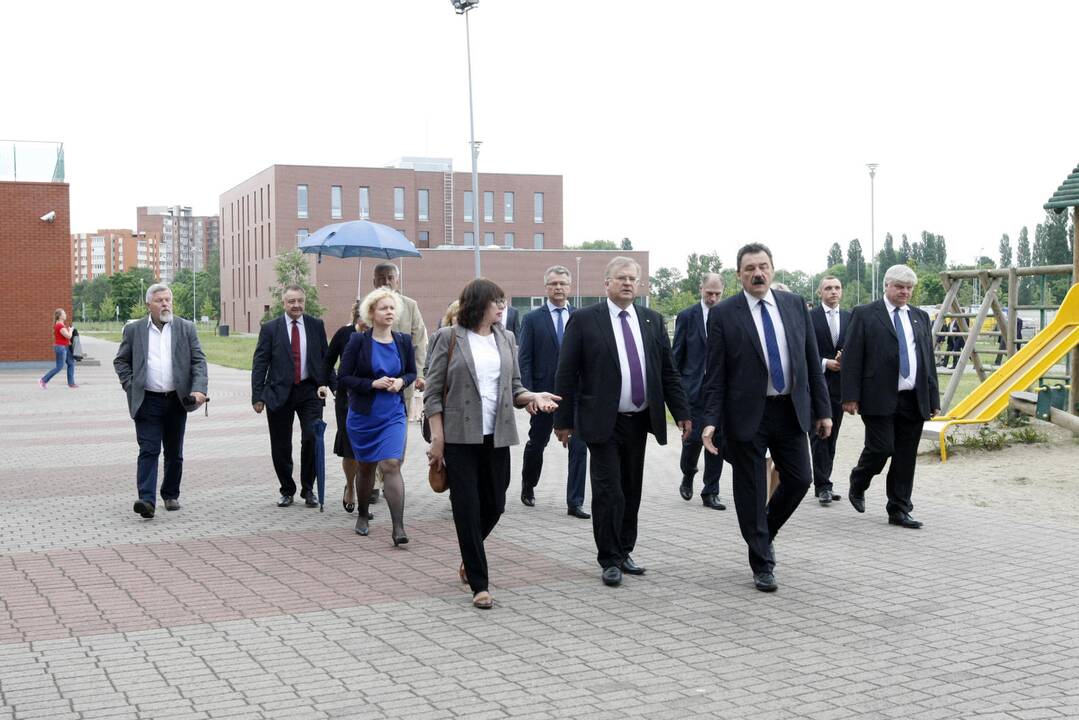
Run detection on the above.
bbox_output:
[606,298,649,412]
[145,317,175,393]
[699,301,710,338]
[883,298,918,392]
[744,289,792,396]
[820,304,841,372]
[467,330,501,435]
[286,315,309,381]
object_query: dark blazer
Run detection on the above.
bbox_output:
[841,300,940,419]
[502,306,521,338]
[518,304,575,392]
[336,330,416,415]
[114,317,208,419]
[251,314,330,411]
[671,302,709,408]
[702,290,831,443]
[554,301,690,445]
[810,304,851,402]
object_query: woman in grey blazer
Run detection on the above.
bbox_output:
[424,279,559,610]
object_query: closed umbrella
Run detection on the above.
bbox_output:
[313,419,327,512]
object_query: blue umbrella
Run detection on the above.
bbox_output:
[298,220,422,296]
[313,419,327,512]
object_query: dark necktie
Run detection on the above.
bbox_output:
[554,307,565,346]
[894,308,911,378]
[759,300,785,393]
[291,320,302,384]
[618,310,646,407]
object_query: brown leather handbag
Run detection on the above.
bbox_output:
[423,331,456,493]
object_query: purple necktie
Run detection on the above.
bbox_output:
[618,310,646,407]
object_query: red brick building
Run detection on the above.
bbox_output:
[219,160,646,333]
[0,180,72,363]
[71,229,163,283]
[137,206,219,282]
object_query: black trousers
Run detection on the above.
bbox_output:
[520,410,588,508]
[849,390,923,516]
[725,395,812,574]
[134,391,188,505]
[445,436,510,594]
[586,411,649,569]
[266,380,323,497]
[809,398,844,492]
[680,406,723,496]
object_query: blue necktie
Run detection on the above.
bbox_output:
[554,307,565,346]
[894,308,911,378]
[759,300,785,393]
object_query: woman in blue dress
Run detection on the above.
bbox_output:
[337,288,417,545]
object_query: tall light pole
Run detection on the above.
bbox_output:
[867,163,879,301]
[452,0,482,278]
[575,256,582,307]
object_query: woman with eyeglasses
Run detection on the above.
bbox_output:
[423,279,560,609]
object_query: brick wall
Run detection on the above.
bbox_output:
[0,181,72,362]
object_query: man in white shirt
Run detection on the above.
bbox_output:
[808,276,850,505]
[114,284,208,519]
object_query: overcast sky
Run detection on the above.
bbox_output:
[5,0,1078,275]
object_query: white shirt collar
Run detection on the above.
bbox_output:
[606,298,637,318]
[285,314,305,326]
[547,300,568,313]
[743,289,776,307]
[883,298,908,314]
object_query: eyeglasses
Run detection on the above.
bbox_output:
[494,299,507,308]
[545,281,570,288]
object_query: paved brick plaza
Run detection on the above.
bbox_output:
[1,335,1077,719]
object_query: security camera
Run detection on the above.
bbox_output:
[40,210,57,223]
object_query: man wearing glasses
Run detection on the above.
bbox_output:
[518,266,589,519]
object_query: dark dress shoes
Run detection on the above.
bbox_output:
[679,479,693,501]
[619,555,645,575]
[602,566,622,586]
[133,500,155,519]
[304,494,319,508]
[521,490,535,507]
[817,489,832,505]
[277,495,294,507]
[163,498,181,511]
[849,494,865,513]
[754,572,778,592]
[831,492,842,501]
[702,494,726,510]
[567,505,590,519]
[888,513,923,529]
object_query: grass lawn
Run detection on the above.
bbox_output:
[91,332,257,371]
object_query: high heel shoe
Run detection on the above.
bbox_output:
[342,487,355,514]
[354,516,369,536]
[392,531,409,547]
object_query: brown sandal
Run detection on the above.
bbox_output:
[472,591,493,609]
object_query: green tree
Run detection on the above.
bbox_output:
[266,249,324,321]
[72,276,112,321]
[876,232,898,290]
[98,294,117,322]
[846,239,866,289]
[620,237,633,250]
[913,270,944,305]
[129,300,148,320]
[826,243,843,267]
[578,239,618,250]
[1016,225,1033,304]
[998,233,1012,268]
[898,234,912,264]
[680,252,723,294]
[649,266,684,306]
[773,269,813,300]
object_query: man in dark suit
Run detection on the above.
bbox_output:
[252,284,332,507]
[519,265,589,518]
[701,243,832,592]
[673,273,727,510]
[555,257,691,587]
[842,264,940,529]
[809,275,850,505]
[501,304,521,338]
[114,284,208,519]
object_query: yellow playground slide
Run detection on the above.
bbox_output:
[924,282,1079,461]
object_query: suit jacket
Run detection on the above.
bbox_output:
[251,314,330,412]
[114,317,208,419]
[394,293,428,380]
[423,324,526,447]
[701,290,830,443]
[336,329,416,415]
[841,300,940,419]
[554,301,689,445]
[501,306,521,338]
[671,302,710,410]
[810,304,851,402]
[518,304,575,392]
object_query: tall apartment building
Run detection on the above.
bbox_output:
[136,206,219,282]
[219,159,645,334]
[71,229,163,283]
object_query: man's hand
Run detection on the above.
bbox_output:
[414,378,426,392]
[317,385,333,400]
[190,391,207,408]
[842,401,859,415]
[814,418,833,439]
[253,401,265,414]
[826,358,841,372]
[702,425,720,455]
[554,428,573,448]
[677,419,692,442]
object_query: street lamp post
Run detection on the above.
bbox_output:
[575,256,582,307]
[452,0,483,278]
[867,163,879,301]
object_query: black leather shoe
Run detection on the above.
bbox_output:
[304,494,319,508]
[521,491,535,507]
[567,505,590,519]
[163,498,181,511]
[619,556,646,575]
[277,495,294,507]
[754,572,778,592]
[702,494,726,510]
[679,479,693,501]
[817,489,832,505]
[602,566,622,586]
[831,492,842,501]
[849,494,865,513]
[133,500,155,519]
[888,513,923,529]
